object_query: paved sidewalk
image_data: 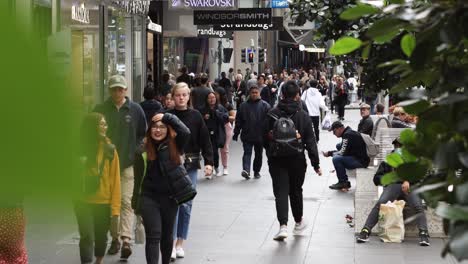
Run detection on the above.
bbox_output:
[26,109,464,264]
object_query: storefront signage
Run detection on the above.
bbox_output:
[197,26,233,38]
[112,0,150,15]
[194,8,272,25]
[213,17,283,31]
[71,4,90,24]
[148,22,162,33]
[171,0,238,10]
[305,47,326,53]
[271,0,289,8]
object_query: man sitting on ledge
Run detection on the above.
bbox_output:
[356,137,430,246]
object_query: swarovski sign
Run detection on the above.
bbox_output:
[71,5,90,24]
[194,8,272,25]
[171,0,237,9]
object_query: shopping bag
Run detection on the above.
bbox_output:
[134,215,145,244]
[321,113,332,130]
[378,200,406,243]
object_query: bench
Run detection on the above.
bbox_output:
[353,122,446,237]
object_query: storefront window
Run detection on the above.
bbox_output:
[132,15,145,101]
[107,8,128,77]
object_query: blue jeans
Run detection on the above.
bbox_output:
[173,168,198,240]
[242,142,263,174]
[332,155,364,183]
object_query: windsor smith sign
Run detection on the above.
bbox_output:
[194,8,272,25]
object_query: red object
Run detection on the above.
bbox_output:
[0,208,28,264]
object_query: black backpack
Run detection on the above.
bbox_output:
[268,112,304,157]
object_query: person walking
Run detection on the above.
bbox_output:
[167,82,214,259]
[333,76,348,121]
[76,113,121,264]
[218,72,233,104]
[260,75,278,107]
[201,92,229,179]
[93,74,147,259]
[264,81,322,241]
[233,74,247,108]
[190,73,213,112]
[217,89,236,176]
[301,80,328,143]
[140,85,163,125]
[132,112,196,264]
[233,86,271,179]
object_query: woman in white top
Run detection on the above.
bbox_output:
[301,79,328,142]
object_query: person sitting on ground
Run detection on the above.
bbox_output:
[391,106,413,128]
[357,103,374,136]
[375,103,385,116]
[323,121,370,191]
[356,137,430,246]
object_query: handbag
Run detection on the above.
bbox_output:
[378,200,406,243]
[183,153,201,171]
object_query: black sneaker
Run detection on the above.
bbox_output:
[241,170,250,179]
[329,181,351,190]
[356,228,370,243]
[107,239,120,255]
[419,231,430,246]
[254,172,261,179]
[120,241,133,259]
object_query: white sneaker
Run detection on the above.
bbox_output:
[216,168,224,177]
[175,247,185,258]
[223,168,229,175]
[273,225,288,241]
[293,219,307,235]
[171,248,176,261]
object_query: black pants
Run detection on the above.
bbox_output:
[140,195,178,264]
[242,141,263,174]
[310,116,320,142]
[211,135,220,169]
[74,202,110,263]
[336,102,346,119]
[268,156,307,226]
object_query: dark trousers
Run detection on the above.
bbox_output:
[364,183,428,232]
[242,141,263,174]
[74,202,111,263]
[310,116,320,142]
[211,135,220,169]
[332,155,364,183]
[268,156,307,226]
[336,103,346,119]
[140,195,178,264]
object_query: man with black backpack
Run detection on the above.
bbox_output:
[264,81,322,241]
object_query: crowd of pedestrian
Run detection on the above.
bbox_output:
[42,65,430,264]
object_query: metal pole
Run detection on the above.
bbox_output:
[218,39,222,80]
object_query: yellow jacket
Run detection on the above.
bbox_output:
[86,141,121,216]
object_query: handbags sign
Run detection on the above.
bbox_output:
[213,17,283,31]
[194,8,272,25]
[197,26,233,38]
[171,0,238,10]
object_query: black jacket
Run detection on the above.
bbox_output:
[140,99,163,125]
[132,113,195,213]
[200,104,229,148]
[260,84,278,106]
[94,97,147,169]
[264,99,320,170]
[328,127,370,167]
[167,108,214,167]
[234,98,271,144]
[391,117,412,128]
[358,116,374,136]
[373,161,394,186]
[176,73,192,87]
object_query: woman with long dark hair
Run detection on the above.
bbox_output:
[200,91,229,179]
[132,112,195,264]
[76,113,121,264]
[217,89,236,176]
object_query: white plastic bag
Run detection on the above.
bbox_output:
[321,112,332,130]
[378,200,406,243]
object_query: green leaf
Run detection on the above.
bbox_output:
[366,18,404,43]
[361,44,371,59]
[401,148,417,163]
[436,203,468,221]
[386,153,405,168]
[401,99,431,115]
[377,59,409,68]
[399,129,416,145]
[381,171,399,186]
[401,33,416,57]
[340,4,380,21]
[329,37,362,55]
[396,162,428,182]
[390,74,420,93]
